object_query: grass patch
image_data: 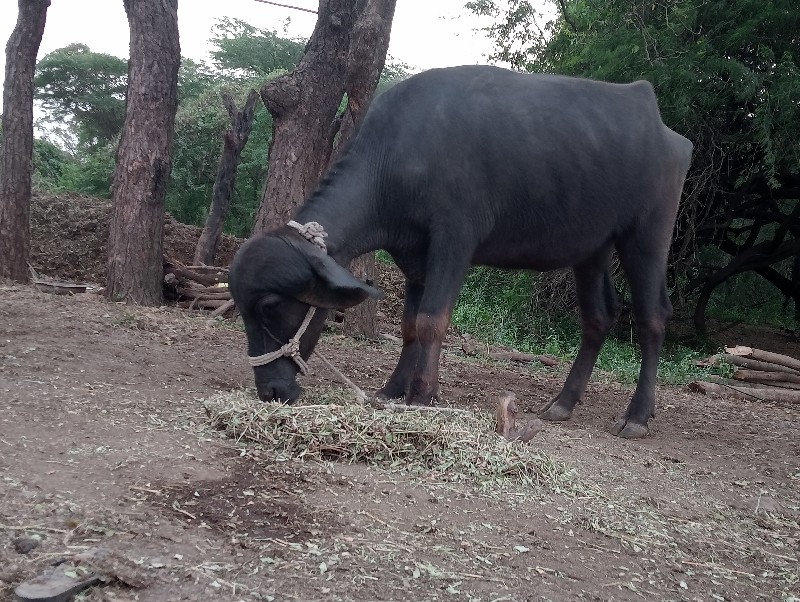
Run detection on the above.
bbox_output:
[451,267,720,385]
[204,387,583,495]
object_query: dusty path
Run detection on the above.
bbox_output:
[1,285,798,601]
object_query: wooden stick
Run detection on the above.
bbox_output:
[313,351,471,414]
[725,346,800,372]
[489,351,558,367]
[209,299,235,318]
[176,288,232,301]
[177,299,230,309]
[373,401,472,414]
[312,351,368,403]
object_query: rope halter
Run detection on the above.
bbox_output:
[248,306,316,374]
[246,220,330,375]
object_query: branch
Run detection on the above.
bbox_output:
[556,0,579,33]
[252,0,317,14]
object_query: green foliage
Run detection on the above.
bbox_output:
[31,136,115,198]
[452,266,713,385]
[32,138,71,191]
[31,18,304,237]
[178,58,217,102]
[452,268,573,354]
[167,82,273,237]
[34,43,127,150]
[209,17,305,80]
[706,269,797,329]
[57,145,116,198]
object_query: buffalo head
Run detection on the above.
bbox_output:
[229,232,383,403]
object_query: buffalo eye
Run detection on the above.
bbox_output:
[256,294,283,320]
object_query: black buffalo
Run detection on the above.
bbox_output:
[229,65,693,438]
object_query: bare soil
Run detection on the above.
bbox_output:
[0,195,797,601]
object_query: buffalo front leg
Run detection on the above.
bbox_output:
[376,278,424,401]
[540,253,618,422]
[404,247,471,406]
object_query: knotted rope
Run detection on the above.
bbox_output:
[287,220,327,252]
[247,220,330,375]
[248,306,316,374]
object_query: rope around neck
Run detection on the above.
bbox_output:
[248,306,317,374]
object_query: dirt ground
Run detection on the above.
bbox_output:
[0,196,798,601]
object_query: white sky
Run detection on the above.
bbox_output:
[0,0,499,105]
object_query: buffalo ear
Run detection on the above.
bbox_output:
[295,253,384,310]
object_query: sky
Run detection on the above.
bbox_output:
[0,0,500,102]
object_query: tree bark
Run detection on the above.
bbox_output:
[336,0,397,339]
[0,0,50,282]
[194,89,259,266]
[253,0,360,234]
[105,0,180,304]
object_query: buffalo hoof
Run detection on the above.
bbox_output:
[538,399,573,421]
[375,387,404,402]
[406,395,437,407]
[609,418,650,439]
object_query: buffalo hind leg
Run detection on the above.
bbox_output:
[540,252,618,421]
[611,240,673,438]
[376,278,424,401]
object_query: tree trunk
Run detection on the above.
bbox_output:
[105,0,180,304]
[194,89,259,266]
[252,0,396,338]
[0,0,50,282]
[337,0,397,339]
[253,0,359,234]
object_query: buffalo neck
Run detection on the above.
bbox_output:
[293,151,386,264]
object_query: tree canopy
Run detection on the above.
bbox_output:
[34,43,127,150]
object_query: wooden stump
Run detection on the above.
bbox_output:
[494,391,543,443]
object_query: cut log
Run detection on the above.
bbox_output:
[723,354,800,376]
[725,346,800,372]
[175,287,231,301]
[733,369,800,388]
[164,256,228,287]
[489,351,558,367]
[689,380,800,404]
[209,299,235,318]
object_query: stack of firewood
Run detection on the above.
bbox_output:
[163,256,234,317]
[690,346,800,403]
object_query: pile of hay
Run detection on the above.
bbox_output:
[204,388,576,492]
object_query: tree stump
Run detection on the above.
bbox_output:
[494,391,543,442]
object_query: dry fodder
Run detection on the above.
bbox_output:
[29,192,244,285]
[204,387,578,493]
